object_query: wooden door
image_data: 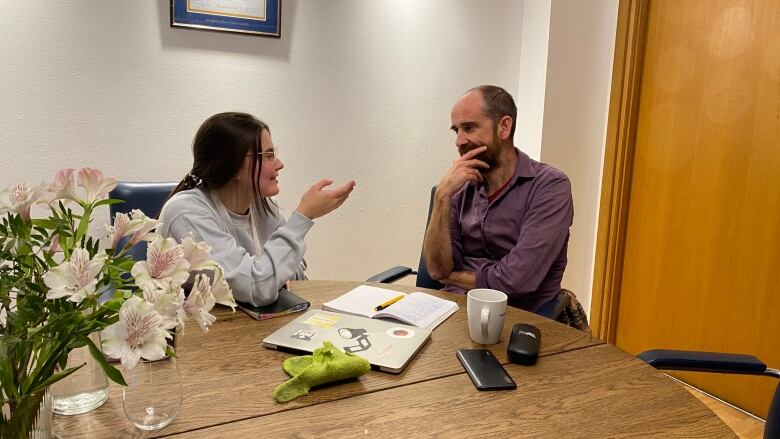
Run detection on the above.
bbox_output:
[594,0,780,418]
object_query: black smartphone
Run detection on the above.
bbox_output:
[456,349,517,391]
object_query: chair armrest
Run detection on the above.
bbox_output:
[638,349,768,375]
[366,266,415,283]
[537,291,570,320]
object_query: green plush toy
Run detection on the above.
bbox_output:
[273,341,371,403]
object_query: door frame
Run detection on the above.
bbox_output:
[590,0,650,343]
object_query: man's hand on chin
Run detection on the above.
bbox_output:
[440,271,476,290]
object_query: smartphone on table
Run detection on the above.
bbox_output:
[456,349,517,391]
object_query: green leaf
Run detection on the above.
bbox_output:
[57,354,68,371]
[35,364,85,391]
[66,338,88,350]
[102,298,123,311]
[117,259,136,271]
[94,198,123,208]
[43,251,57,267]
[30,219,58,229]
[86,336,127,386]
[73,206,92,246]
[0,360,21,399]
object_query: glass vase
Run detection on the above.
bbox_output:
[51,332,109,415]
[122,356,182,431]
[0,387,53,439]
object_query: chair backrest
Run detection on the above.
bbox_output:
[639,349,778,438]
[109,181,177,261]
[537,290,571,320]
[415,186,444,290]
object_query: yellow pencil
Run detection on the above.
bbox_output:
[374,295,405,311]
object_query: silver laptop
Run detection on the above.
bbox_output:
[262,310,431,373]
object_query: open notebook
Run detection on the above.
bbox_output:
[322,285,458,330]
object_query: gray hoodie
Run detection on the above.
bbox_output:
[157,187,311,307]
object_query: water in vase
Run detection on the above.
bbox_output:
[51,334,109,415]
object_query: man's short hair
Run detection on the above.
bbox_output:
[469,85,517,139]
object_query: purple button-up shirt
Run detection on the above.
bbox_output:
[444,149,573,312]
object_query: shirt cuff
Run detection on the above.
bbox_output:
[475,267,488,289]
[287,210,315,233]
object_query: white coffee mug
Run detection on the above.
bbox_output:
[467,289,508,345]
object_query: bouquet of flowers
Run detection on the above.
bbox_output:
[0,168,235,429]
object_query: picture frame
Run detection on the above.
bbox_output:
[170,0,281,38]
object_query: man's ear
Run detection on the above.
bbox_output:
[497,115,513,140]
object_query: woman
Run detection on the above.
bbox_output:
[158,112,356,306]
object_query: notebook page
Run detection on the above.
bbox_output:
[377,292,458,329]
[321,285,407,318]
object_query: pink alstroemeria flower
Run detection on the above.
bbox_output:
[0,181,47,221]
[77,167,117,204]
[142,279,186,331]
[43,248,107,304]
[48,168,80,204]
[131,236,190,294]
[49,234,62,253]
[180,234,216,272]
[101,296,171,369]
[210,267,236,311]
[107,209,159,249]
[182,274,217,333]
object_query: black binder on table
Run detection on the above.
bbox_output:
[236,288,310,320]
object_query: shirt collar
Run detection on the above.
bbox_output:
[475,148,536,195]
[501,148,536,191]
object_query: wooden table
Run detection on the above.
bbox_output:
[54,281,733,438]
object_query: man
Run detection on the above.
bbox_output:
[423,85,573,312]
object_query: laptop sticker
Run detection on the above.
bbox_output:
[303,313,341,328]
[338,327,372,353]
[291,329,318,341]
[386,327,415,339]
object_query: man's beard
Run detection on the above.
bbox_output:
[459,135,500,170]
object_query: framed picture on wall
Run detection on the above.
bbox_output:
[170,0,281,37]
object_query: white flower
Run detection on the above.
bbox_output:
[47,168,80,204]
[107,209,159,249]
[183,274,217,333]
[210,267,236,311]
[43,248,107,304]
[77,167,117,204]
[131,236,190,294]
[0,181,47,220]
[101,296,171,369]
[47,167,117,206]
[142,279,186,331]
[126,209,160,245]
[180,234,216,272]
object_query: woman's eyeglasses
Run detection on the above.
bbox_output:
[247,149,278,162]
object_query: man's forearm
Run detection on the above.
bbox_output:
[440,270,476,290]
[422,193,455,280]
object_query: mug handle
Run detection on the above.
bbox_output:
[481,308,490,339]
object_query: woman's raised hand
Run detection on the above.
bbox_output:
[295,179,356,220]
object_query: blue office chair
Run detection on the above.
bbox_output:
[109,181,177,261]
[639,349,779,438]
[366,186,573,322]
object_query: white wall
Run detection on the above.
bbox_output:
[540,0,619,314]
[515,0,551,161]
[0,1,524,282]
